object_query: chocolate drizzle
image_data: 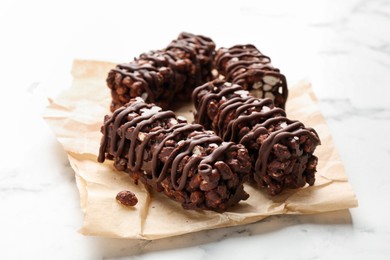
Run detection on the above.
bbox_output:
[192,80,320,195]
[214,44,288,109]
[106,32,215,112]
[98,98,252,211]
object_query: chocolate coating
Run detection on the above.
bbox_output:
[107,32,215,112]
[98,98,251,211]
[214,44,288,109]
[193,80,320,195]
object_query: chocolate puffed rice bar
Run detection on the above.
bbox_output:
[107,32,215,111]
[214,44,288,109]
[98,98,251,211]
[193,80,320,195]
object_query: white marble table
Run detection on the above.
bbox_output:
[1,0,390,259]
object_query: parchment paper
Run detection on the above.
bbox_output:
[43,59,358,240]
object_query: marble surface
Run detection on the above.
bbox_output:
[1,0,390,259]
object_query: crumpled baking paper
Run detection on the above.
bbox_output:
[43,59,358,240]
